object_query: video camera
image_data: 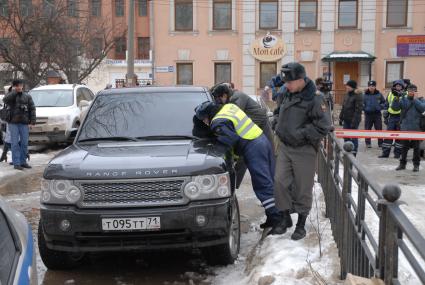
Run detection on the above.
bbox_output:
[320,80,333,93]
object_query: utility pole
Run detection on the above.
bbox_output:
[126,0,135,86]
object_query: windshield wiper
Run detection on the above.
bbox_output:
[78,136,139,143]
[136,135,199,140]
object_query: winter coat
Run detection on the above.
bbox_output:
[339,89,363,128]
[275,78,332,149]
[363,89,385,114]
[400,97,425,131]
[229,91,268,130]
[384,89,406,115]
[3,91,36,124]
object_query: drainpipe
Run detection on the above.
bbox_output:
[150,0,155,84]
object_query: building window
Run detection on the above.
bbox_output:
[299,0,317,29]
[338,0,357,28]
[20,0,33,17]
[137,37,150,59]
[385,61,404,88]
[43,0,55,16]
[259,0,278,30]
[115,37,126,60]
[387,0,408,27]
[260,62,276,89]
[115,0,124,17]
[91,0,101,17]
[90,38,103,58]
[0,0,8,17]
[138,0,147,16]
[213,0,232,30]
[175,0,193,31]
[67,0,78,17]
[177,63,193,85]
[215,63,231,84]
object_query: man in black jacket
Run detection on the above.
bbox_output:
[272,62,332,239]
[3,79,36,170]
[339,80,363,156]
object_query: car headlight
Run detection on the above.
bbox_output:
[184,173,231,200]
[47,115,71,125]
[41,179,82,204]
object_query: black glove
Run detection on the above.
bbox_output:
[384,118,389,125]
[339,119,343,126]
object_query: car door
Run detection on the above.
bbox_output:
[0,209,20,285]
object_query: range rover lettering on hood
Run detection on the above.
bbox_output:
[86,169,179,177]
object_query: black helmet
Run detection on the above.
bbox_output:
[211,83,233,98]
[195,101,220,121]
[280,62,306,82]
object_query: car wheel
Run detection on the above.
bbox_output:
[202,197,240,265]
[38,221,86,270]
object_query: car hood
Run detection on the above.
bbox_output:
[44,140,229,180]
[35,106,75,117]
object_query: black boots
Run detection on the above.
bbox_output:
[291,214,308,240]
[413,165,419,172]
[269,211,292,235]
[0,144,9,162]
[395,164,406,171]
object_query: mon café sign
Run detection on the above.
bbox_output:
[249,33,286,61]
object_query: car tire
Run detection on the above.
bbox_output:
[38,221,86,270]
[202,197,240,265]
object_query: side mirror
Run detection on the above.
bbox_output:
[267,111,274,118]
[68,128,78,141]
[79,100,90,108]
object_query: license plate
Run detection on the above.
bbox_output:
[101,217,161,231]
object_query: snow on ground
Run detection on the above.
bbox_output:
[213,180,342,285]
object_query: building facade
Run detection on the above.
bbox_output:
[152,0,425,103]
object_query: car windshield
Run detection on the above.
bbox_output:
[78,91,209,141]
[30,90,74,107]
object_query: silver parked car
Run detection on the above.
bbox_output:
[0,195,37,285]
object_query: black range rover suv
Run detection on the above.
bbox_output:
[38,86,240,269]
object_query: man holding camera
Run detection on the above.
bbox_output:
[3,79,36,170]
[379,80,405,158]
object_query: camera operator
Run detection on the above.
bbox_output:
[315,77,334,121]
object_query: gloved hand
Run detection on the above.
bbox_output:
[339,119,343,126]
[384,118,389,125]
[382,110,389,119]
[271,117,278,130]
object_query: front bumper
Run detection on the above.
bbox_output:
[40,198,232,252]
[29,123,70,143]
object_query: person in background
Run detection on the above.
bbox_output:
[339,80,363,156]
[363,80,385,148]
[379,80,406,158]
[2,79,36,170]
[0,123,11,162]
[396,84,425,172]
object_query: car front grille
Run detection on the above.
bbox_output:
[78,179,188,208]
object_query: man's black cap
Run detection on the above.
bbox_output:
[195,101,220,120]
[280,62,306,82]
[368,80,376,87]
[12,79,24,86]
[211,83,233,98]
[407,84,417,92]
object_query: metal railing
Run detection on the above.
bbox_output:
[317,133,425,284]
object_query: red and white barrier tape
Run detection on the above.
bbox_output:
[334,129,425,140]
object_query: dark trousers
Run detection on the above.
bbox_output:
[343,120,359,154]
[243,134,281,219]
[381,115,402,157]
[400,140,421,166]
[364,112,383,146]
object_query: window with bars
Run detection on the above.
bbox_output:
[260,62,276,89]
[338,0,357,28]
[20,0,33,17]
[43,0,55,16]
[137,37,150,59]
[138,0,147,16]
[259,0,278,30]
[90,38,103,58]
[177,63,193,85]
[115,37,126,60]
[385,61,404,88]
[299,0,317,29]
[387,0,408,27]
[213,0,232,30]
[91,0,101,17]
[175,0,193,31]
[115,0,124,17]
[0,0,8,17]
[67,0,78,17]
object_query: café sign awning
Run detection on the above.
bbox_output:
[322,51,376,62]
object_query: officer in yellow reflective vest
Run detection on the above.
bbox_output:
[195,101,284,233]
[379,80,405,158]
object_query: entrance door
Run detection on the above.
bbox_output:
[334,62,359,104]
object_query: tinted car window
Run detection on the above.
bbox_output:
[0,211,18,285]
[78,92,209,140]
[30,90,74,107]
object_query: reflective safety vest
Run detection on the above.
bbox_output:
[212,103,263,140]
[387,92,403,115]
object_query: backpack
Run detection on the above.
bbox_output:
[0,104,11,122]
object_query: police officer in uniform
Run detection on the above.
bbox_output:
[379,80,405,158]
[195,102,284,233]
[272,62,332,239]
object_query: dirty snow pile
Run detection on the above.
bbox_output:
[213,180,342,285]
